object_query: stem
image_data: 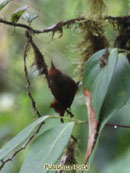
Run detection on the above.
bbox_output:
[106,122,130,128]
[23,40,41,118]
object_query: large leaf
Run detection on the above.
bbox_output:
[83,49,118,164]
[85,52,130,167]
[83,48,118,120]
[20,122,74,173]
[11,5,28,23]
[0,116,49,160]
[99,53,130,122]
[0,0,10,11]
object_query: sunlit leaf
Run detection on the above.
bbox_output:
[22,13,38,24]
[22,12,30,23]
[20,122,74,173]
[30,14,38,23]
[11,5,28,23]
[0,0,10,11]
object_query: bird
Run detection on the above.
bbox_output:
[48,62,78,122]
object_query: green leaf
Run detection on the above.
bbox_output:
[11,5,28,23]
[30,14,38,23]
[36,117,61,137]
[87,52,130,167]
[22,12,38,24]
[0,0,10,11]
[83,49,118,164]
[0,116,49,160]
[20,122,74,173]
[83,49,130,168]
[99,53,130,122]
[22,12,30,23]
[83,48,118,120]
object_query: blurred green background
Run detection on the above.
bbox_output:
[0,0,130,172]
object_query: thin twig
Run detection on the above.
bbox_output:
[48,115,88,124]
[0,121,44,170]
[47,115,130,128]
[106,122,130,128]
[23,40,41,118]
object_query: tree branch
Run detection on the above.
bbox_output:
[0,18,36,32]
[0,15,130,35]
[0,121,44,170]
[105,15,130,21]
[0,17,85,34]
[23,40,41,118]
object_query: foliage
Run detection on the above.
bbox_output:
[11,6,28,23]
[0,0,130,173]
[0,0,10,11]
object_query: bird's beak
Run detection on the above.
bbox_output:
[51,61,55,68]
